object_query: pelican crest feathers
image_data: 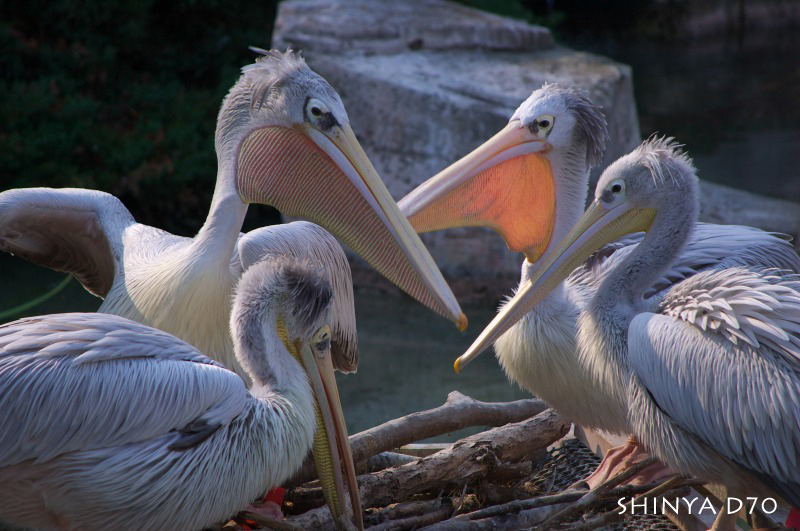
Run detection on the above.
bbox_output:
[234,256,333,339]
[245,48,309,110]
[635,135,695,186]
[537,82,608,168]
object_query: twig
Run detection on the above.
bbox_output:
[558,477,695,530]
[367,451,418,473]
[368,498,449,523]
[286,392,547,487]
[369,499,454,531]
[358,409,569,510]
[533,456,658,530]
[287,409,569,529]
[425,503,569,530]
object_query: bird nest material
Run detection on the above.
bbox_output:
[224,392,700,530]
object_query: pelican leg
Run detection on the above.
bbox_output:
[240,500,283,520]
[709,486,741,531]
[584,435,675,489]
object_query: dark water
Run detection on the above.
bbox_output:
[0,253,527,437]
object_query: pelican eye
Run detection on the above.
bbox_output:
[535,114,555,134]
[311,325,331,355]
[601,179,626,204]
[314,337,331,353]
[305,97,338,130]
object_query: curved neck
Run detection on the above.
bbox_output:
[194,158,249,260]
[230,266,310,396]
[594,200,696,322]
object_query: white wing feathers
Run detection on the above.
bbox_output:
[0,313,247,468]
[0,188,135,298]
[658,268,800,360]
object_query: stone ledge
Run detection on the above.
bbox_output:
[273,0,799,296]
[273,0,554,55]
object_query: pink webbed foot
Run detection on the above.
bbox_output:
[584,435,676,489]
[233,488,287,530]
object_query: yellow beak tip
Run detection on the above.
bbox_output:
[457,312,468,332]
[453,358,462,374]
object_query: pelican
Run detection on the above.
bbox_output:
[0,253,364,531]
[0,48,465,384]
[483,137,800,529]
[400,84,800,484]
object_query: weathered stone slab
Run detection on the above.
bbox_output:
[273,0,799,300]
[273,0,554,55]
[699,181,800,239]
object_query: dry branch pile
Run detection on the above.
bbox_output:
[240,392,697,530]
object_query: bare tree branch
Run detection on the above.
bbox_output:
[285,409,568,529]
[358,409,568,510]
[368,498,454,530]
[287,392,547,487]
[533,456,659,530]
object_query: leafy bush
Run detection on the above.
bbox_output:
[1,0,279,235]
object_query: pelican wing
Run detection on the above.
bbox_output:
[0,312,248,467]
[0,188,135,298]
[238,222,357,372]
[657,267,800,357]
[568,224,800,300]
[629,270,800,502]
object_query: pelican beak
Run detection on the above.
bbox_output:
[296,325,363,530]
[454,200,656,372]
[399,120,556,262]
[237,124,466,331]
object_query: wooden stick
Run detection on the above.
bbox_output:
[368,498,454,530]
[368,498,450,523]
[559,480,695,531]
[367,451,418,473]
[286,392,547,487]
[358,408,568,510]
[285,409,569,529]
[533,456,659,530]
[426,503,569,530]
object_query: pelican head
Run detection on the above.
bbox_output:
[221,48,465,330]
[454,137,697,371]
[400,83,607,263]
[234,256,363,528]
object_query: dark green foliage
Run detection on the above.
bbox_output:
[1,0,279,235]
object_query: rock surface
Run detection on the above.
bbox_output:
[273,0,799,302]
[273,0,554,54]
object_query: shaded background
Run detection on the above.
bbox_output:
[2,0,800,432]
[3,0,798,239]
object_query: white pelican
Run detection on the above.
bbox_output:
[0,254,363,531]
[0,48,465,384]
[487,137,800,529]
[400,84,800,484]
